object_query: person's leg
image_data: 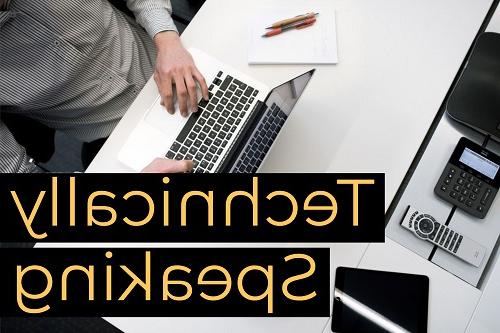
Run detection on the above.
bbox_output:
[81,137,107,169]
[1,113,55,164]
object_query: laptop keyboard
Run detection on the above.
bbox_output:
[232,103,287,173]
[165,71,259,173]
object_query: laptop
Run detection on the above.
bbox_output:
[119,48,314,172]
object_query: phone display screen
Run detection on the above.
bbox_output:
[459,148,499,180]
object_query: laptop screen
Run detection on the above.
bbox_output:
[225,69,314,173]
[264,69,315,117]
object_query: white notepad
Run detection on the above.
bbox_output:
[248,9,338,65]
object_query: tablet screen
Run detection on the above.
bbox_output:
[332,267,429,333]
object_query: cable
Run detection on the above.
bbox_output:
[482,134,491,148]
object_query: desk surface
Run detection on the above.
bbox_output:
[87,0,492,210]
[85,0,495,332]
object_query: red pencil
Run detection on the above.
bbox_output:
[262,18,317,38]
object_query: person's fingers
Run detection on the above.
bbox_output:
[160,159,193,173]
[142,158,194,173]
[174,74,188,117]
[193,67,209,101]
[154,72,164,108]
[184,73,198,114]
[155,71,174,114]
[162,76,175,115]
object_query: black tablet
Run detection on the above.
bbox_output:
[332,267,429,333]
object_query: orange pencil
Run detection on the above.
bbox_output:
[262,18,316,38]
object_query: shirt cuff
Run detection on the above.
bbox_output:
[135,8,179,39]
[18,158,43,173]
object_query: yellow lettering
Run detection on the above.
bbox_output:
[226,177,258,226]
[304,191,338,226]
[61,266,94,301]
[337,179,375,226]
[16,265,52,314]
[181,191,214,227]
[282,254,316,301]
[122,191,155,227]
[163,265,192,301]
[266,191,298,227]
[87,191,117,226]
[237,265,273,313]
[10,191,46,240]
[198,265,231,301]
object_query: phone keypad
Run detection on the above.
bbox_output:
[435,163,497,219]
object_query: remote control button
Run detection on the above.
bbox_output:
[444,179,451,185]
[453,185,461,192]
[440,185,447,192]
[472,186,479,193]
[450,233,458,251]
[447,173,453,179]
[466,200,473,207]
[476,180,483,187]
[429,221,441,241]
[465,183,472,190]
[458,196,465,203]
[453,235,463,253]
[481,188,492,205]
[418,218,435,234]
[429,229,437,240]
[444,231,454,248]
[449,168,456,174]
[477,205,484,213]
[440,229,449,245]
[460,171,467,178]
[462,189,469,196]
[457,178,465,185]
[450,191,458,198]
[435,225,445,243]
[415,229,427,239]
[470,193,477,201]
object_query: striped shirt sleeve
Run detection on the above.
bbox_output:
[0,116,41,173]
[126,0,178,38]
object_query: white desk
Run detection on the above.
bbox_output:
[88,0,491,209]
[82,0,495,332]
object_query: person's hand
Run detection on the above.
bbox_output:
[153,31,209,117]
[141,158,193,173]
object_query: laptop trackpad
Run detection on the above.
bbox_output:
[119,99,188,171]
[143,97,189,134]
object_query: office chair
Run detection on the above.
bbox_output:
[2,113,56,164]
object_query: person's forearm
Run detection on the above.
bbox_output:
[153,30,181,49]
[125,0,178,39]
